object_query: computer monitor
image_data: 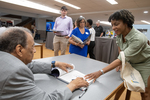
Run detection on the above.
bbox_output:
[46,22,55,32]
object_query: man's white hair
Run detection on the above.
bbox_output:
[96,20,100,24]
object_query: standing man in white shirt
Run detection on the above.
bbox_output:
[53,6,73,56]
[86,19,96,59]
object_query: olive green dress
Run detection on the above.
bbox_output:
[116,27,150,87]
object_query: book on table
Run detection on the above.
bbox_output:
[71,34,91,45]
[51,64,93,91]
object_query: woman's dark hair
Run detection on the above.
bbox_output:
[77,16,86,28]
[108,9,134,28]
[0,27,32,53]
[87,19,93,26]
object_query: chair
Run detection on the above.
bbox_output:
[34,33,40,40]
[145,76,150,100]
[105,76,150,100]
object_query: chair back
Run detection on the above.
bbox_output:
[146,76,150,100]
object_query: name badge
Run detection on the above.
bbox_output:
[86,32,89,35]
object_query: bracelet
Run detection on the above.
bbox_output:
[100,69,104,75]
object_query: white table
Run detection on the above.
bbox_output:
[34,54,123,100]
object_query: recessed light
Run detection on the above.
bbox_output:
[0,0,60,14]
[54,0,81,9]
[100,21,111,25]
[144,11,148,14]
[106,0,118,5]
[141,20,150,24]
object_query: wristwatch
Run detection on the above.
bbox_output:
[51,61,55,68]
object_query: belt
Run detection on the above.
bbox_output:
[56,35,67,37]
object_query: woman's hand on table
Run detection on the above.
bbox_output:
[84,70,102,83]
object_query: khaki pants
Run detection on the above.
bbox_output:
[53,35,68,56]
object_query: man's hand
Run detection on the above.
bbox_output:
[84,70,102,83]
[100,32,103,37]
[53,31,58,33]
[55,61,73,72]
[67,77,89,92]
[65,36,69,39]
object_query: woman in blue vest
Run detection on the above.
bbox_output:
[69,16,90,57]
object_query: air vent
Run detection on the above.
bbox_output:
[104,14,108,16]
[54,4,62,8]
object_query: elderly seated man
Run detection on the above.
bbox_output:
[0,27,88,100]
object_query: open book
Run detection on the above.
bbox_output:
[72,34,91,45]
[51,64,93,91]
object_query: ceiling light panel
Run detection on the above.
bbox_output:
[144,11,148,14]
[0,0,60,14]
[54,0,81,9]
[100,21,111,25]
[106,0,118,5]
[141,20,150,24]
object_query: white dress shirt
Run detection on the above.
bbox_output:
[89,27,95,41]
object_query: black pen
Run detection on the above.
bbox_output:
[79,88,87,98]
